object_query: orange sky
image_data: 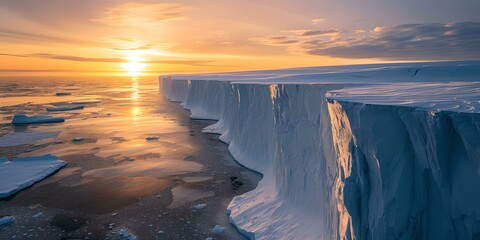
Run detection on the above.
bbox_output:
[0,0,478,76]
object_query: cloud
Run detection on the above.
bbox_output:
[253,21,480,61]
[0,53,211,66]
[0,28,92,45]
[305,21,480,60]
[92,2,184,26]
[300,29,341,37]
[250,36,299,46]
[311,18,326,25]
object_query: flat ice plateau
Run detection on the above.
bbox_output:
[160,61,480,240]
[0,155,66,198]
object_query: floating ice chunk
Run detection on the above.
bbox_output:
[0,216,15,227]
[109,228,137,240]
[47,105,84,111]
[146,136,159,141]
[0,131,59,147]
[193,203,207,209]
[211,225,225,234]
[12,114,64,125]
[0,155,66,198]
[55,92,71,96]
[72,138,84,142]
[32,212,43,218]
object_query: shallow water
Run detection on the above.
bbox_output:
[0,76,261,239]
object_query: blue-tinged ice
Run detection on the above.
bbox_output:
[46,105,84,111]
[160,60,480,240]
[0,155,66,198]
[12,114,65,124]
[0,216,15,227]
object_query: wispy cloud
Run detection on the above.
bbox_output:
[311,18,326,25]
[92,2,184,26]
[252,21,480,60]
[250,36,299,46]
[0,53,211,66]
[300,29,341,37]
[0,28,92,45]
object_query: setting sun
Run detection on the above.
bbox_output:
[121,54,147,76]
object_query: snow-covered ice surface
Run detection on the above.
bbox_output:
[12,114,65,124]
[160,60,480,239]
[0,155,66,198]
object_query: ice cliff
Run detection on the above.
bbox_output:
[159,61,480,239]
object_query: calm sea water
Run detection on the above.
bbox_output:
[0,76,259,239]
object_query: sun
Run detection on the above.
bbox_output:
[122,53,147,76]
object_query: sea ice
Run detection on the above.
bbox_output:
[109,228,137,240]
[0,216,15,227]
[211,225,225,234]
[12,114,65,124]
[0,155,66,198]
[47,105,84,111]
[193,203,207,209]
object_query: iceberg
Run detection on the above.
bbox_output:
[12,114,65,124]
[46,105,84,111]
[0,155,66,198]
[160,60,480,239]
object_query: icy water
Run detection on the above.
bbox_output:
[0,76,260,239]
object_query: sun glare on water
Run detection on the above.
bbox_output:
[122,53,147,77]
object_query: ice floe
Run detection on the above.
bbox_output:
[46,105,84,111]
[0,216,15,227]
[0,155,66,198]
[211,225,225,234]
[12,114,65,124]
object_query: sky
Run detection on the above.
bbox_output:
[0,0,479,76]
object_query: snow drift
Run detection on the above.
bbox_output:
[159,61,480,239]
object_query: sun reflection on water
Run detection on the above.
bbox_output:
[131,78,141,121]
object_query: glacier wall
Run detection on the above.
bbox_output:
[159,74,480,240]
